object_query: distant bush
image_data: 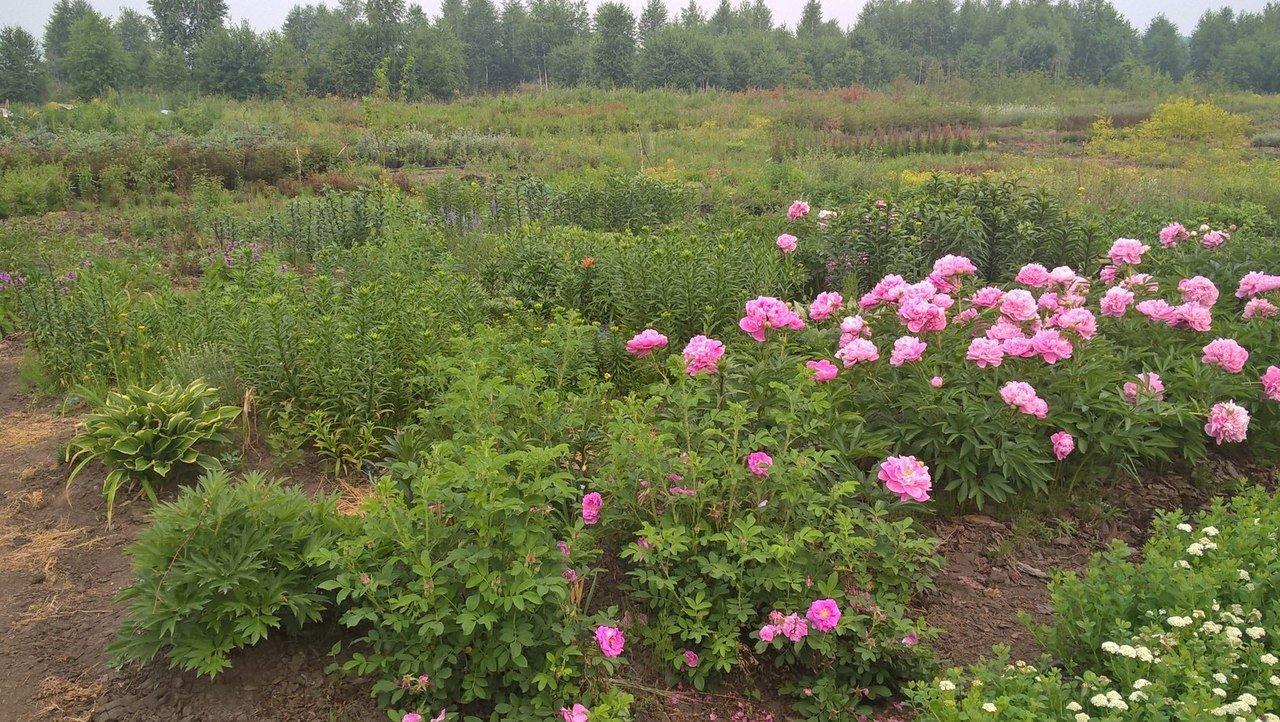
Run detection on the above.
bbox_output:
[1089,98,1250,161]
[0,163,67,217]
[110,471,340,677]
[550,172,695,232]
[1250,131,1280,148]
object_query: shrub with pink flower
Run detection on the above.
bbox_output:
[1236,272,1280,298]
[1108,238,1150,266]
[1262,366,1280,401]
[1055,307,1097,339]
[1122,372,1165,404]
[1050,431,1075,461]
[805,599,842,632]
[1000,381,1048,419]
[682,335,725,376]
[683,650,699,668]
[780,613,809,642]
[1030,329,1074,364]
[878,455,932,502]
[625,328,668,357]
[581,492,602,525]
[776,233,798,253]
[595,625,625,657]
[559,705,589,722]
[966,338,1005,368]
[1201,229,1227,248]
[1099,287,1134,316]
[787,200,810,220]
[1159,222,1189,247]
[1205,401,1250,444]
[747,451,773,476]
[836,338,879,366]
[999,289,1038,322]
[806,359,838,382]
[808,291,843,321]
[1202,338,1250,373]
[970,286,1004,308]
[1178,276,1219,307]
[740,296,805,342]
[890,336,927,366]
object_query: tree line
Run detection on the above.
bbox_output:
[1,0,1279,104]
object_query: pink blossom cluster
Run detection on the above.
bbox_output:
[878,455,932,502]
[808,291,843,321]
[625,328,668,357]
[747,451,773,476]
[1000,381,1048,419]
[1205,401,1250,445]
[1202,338,1250,374]
[740,296,805,342]
[1158,222,1190,247]
[682,335,725,376]
[759,599,843,642]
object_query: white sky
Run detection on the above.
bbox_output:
[5,0,1272,38]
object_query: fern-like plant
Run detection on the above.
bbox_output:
[109,470,341,677]
[65,379,241,524]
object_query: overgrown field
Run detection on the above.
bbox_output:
[2,84,1280,721]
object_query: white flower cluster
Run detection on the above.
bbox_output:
[1210,691,1257,717]
[1100,641,1156,662]
[1089,690,1128,711]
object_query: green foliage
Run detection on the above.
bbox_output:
[0,26,50,103]
[1089,98,1251,162]
[63,12,127,98]
[0,164,67,218]
[909,487,1280,720]
[65,379,241,524]
[109,470,340,677]
[550,172,695,232]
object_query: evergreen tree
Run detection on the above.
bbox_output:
[0,26,50,103]
[115,9,155,88]
[44,0,92,78]
[637,0,667,44]
[679,0,705,28]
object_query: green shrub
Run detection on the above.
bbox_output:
[0,163,67,217]
[109,470,341,677]
[909,486,1280,720]
[65,379,241,524]
[1250,131,1280,148]
[550,171,695,232]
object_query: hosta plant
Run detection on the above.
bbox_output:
[65,379,241,524]
[109,470,341,677]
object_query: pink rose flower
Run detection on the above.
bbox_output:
[595,625,625,657]
[806,599,842,632]
[746,451,773,477]
[682,335,725,376]
[758,624,778,642]
[787,200,810,220]
[1205,401,1250,444]
[1050,431,1074,461]
[806,359,839,382]
[878,455,932,502]
[1202,338,1249,374]
[890,336,927,366]
[625,328,669,357]
[780,613,809,642]
[683,650,699,668]
[559,704,589,722]
[581,492,602,525]
[776,233,798,253]
[403,715,423,722]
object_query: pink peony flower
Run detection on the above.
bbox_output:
[1263,366,1280,401]
[1159,222,1189,247]
[682,335,725,376]
[780,613,809,642]
[1236,272,1280,298]
[1015,263,1051,288]
[1136,299,1176,324]
[1099,264,1119,284]
[758,624,778,642]
[581,492,602,525]
[806,359,839,382]
[1201,230,1227,248]
[559,704,589,722]
[999,289,1038,322]
[1030,329,1073,364]
[776,233,798,253]
[404,715,423,722]
[839,314,870,340]
[1037,292,1061,312]
[1000,381,1048,418]
[897,298,947,333]
[860,274,908,309]
[890,336,927,366]
[595,625,625,657]
[970,286,1004,308]
[806,599,842,632]
[1050,431,1075,461]
[740,296,805,342]
[1097,288,1129,322]
[878,455,932,502]
[1178,276,1220,307]
[787,200,810,220]
[683,650,699,668]
[1108,238,1149,266]
[1056,307,1097,340]
[1172,303,1212,332]
[836,338,879,366]
[626,328,669,357]
[1205,401,1250,444]
[1123,372,1165,404]
[986,317,1025,341]
[966,338,1005,368]
[747,451,773,477]
[808,292,843,321]
[1202,338,1249,373]
[1244,298,1278,318]
[930,375,944,388]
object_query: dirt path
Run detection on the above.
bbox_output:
[0,337,380,721]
